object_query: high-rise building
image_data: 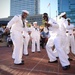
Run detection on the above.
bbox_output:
[10,0,40,16]
[58,0,75,25]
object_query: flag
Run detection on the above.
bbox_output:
[47,3,50,8]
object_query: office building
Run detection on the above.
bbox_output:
[58,0,75,25]
[10,0,40,16]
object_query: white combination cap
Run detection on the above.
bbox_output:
[66,18,71,21]
[22,10,29,15]
[33,22,37,25]
[59,12,66,17]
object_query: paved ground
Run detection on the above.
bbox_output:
[0,46,75,75]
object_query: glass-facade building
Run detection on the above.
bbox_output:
[58,0,75,25]
[10,0,40,16]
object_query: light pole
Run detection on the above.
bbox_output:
[56,10,57,21]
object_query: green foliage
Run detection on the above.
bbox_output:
[27,23,31,27]
[42,20,47,26]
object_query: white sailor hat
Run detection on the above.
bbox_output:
[59,12,66,17]
[66,18,71,21]
[33,22,37,25]
[22,10,29,15]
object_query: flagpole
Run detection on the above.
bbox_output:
[49,4,51,17]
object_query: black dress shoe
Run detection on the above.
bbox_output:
[62,65,70,70]
[22,60,24,63]
[37,51,41,53]
[14,61,24,65]
[48,60,58,63]
[68,58,73,61]
[32,52,35,53]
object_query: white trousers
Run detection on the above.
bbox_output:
[46,45,57,62]
[11,31,23,64]
[46,36,58,62]
[69,34,75,54]
[46,36,70,66]
[64,34,70,54]
[32,37,40,52]
[23,34,30,55]
[54,36,70,66]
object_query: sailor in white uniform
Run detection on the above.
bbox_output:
[66,18,75,55]
[5,10,29,65]
[46,18,59,62]
[23,20,30,56]
[46,12,70,70]
[30,22,40,53]
[55,12,70,70]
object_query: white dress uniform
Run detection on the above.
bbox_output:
[23,22,30,55]
[46,18,59,62]
[57,17,71,55]
[46,16,70,67]
[30,25,40,52]
[55,16,70,67]
[66,24,75,54]
[7,15,25,64]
